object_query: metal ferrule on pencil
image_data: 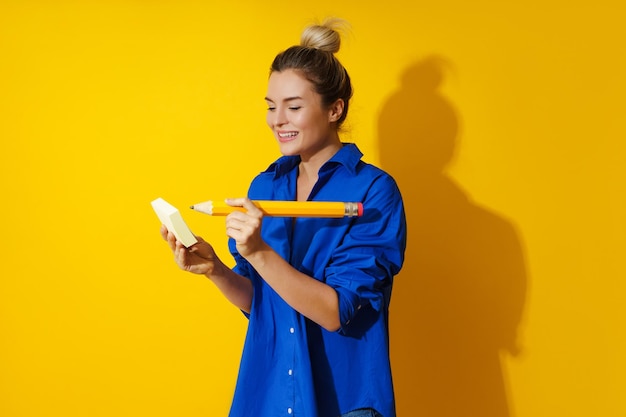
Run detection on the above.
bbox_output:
[344,202,361,217]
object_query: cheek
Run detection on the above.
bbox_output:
[290,112,309,129]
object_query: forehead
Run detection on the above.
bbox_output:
[266,69,318,101]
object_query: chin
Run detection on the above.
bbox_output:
[277,142,300,156]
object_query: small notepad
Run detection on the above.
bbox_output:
[151,197,198,247]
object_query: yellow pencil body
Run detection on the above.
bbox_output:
[191,200,363,218]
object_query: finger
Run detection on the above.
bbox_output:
[174,240,184,255]
[226,197,263,218]
[174,240,188,265]
[227,218,261,242]
[226,219,260,244]
[164,229,178,251]
[225,225,243,241]
[225,197,246,207]
[225,211,251,230]
[187,239,201,255]
[188,238,214,261]
[225,210,249,225]
[241,197,264,217]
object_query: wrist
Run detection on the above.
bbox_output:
[244,243,273,269]
[204,258,227,281]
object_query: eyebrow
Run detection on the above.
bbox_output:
[264,96,303,103]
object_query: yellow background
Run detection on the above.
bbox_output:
[1,1,624,416]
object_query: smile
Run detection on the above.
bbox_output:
[278,131,299,142]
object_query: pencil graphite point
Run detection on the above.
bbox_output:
[190,201,215,215]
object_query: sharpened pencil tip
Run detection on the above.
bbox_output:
[189,205,194,210]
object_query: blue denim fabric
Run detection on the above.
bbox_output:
[339,409,383,417]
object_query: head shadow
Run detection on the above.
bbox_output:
[378,55,529,417]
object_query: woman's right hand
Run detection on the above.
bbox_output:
[160,224,224,276]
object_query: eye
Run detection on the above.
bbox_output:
[267,106,276,111]
[289,106,301,111]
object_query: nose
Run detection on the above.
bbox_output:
[268,106,288,127]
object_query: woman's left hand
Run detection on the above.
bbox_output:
[225,197,269,258]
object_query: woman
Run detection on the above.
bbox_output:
[161,18,406,417]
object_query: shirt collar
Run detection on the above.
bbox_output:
[265,143,363,178]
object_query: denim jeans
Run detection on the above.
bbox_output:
[339,409,383,417]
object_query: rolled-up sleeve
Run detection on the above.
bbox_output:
[324,175,407,331]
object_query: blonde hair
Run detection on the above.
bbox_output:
[270,18,353,127]
[300,18,349,53]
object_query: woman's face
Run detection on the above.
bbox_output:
[265,69,341,160]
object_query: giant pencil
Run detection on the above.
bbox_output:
[190,200,363,218]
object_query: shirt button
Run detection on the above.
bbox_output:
[288,369,293,376]
[288,407,293,414]
[289,327,295,334]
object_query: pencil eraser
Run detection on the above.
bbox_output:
[357,203,364,217]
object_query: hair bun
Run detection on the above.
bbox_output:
[300,18,349,54]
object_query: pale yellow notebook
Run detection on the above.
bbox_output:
[151,197,198,247]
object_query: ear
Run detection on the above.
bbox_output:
[328,99,344,123]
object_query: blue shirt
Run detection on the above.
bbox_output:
[227,143,407,417]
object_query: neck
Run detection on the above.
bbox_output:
[299,140,342,174]
[296,140,342,201]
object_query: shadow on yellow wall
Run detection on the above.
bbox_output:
[379,56,529,417]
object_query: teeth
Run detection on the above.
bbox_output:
[279,132,298,138]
